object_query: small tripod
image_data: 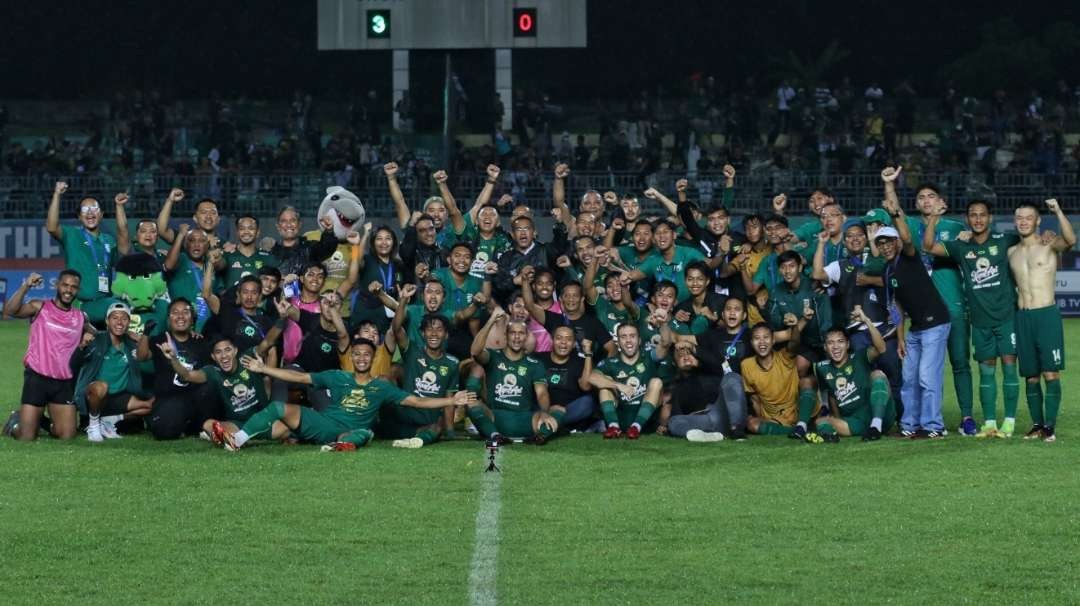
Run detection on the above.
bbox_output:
[484,437,500,473]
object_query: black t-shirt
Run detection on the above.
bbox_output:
[695,325,752,376]
[536,351,586,407]
[216,303,277,353]
[669,372,722,416]
[885,253,949,332]
[540,309,612,354]
[149,332,211,398]
[293,309,341,372]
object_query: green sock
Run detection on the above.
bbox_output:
[978,363,998,423]
[797,389,817,424]
[239,401,286,440]
[870,376,889,420]
[954,364,974,418]
[816,422,836,435]
[633,400,658,427]
[466,405,499,438]
[416,428,440,444]
[538,409,566,439]
[1001,363,1020,419]
[600,398,619,427]
[465,376,483,394]
[1044,379,1062,428]
[340,428,373,447]
[1026,381,1045,426]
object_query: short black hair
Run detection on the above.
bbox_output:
[764,213,789,227]
[209,334,235,351]
[685,260,712,282]
[653,218,678,232]
[58,268,82,282]
[257,266,283,280]
[809,187,833,199]
[652,279,678,297]
[449,240,475,255]
[195,198,218,212]
[234,212,259,227]
[299,261,327,277]
[915,182,943,198]
[750,321,772,336]
[350,337,377,353]
[420,313,450,333]
[237,275,261,291]
[168,297,194,317]
[966,200,991,214]
[777,250,804,266]
[560,280,584,295]
[1015,201,1041,214]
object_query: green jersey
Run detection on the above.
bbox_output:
[595,353,659,407]
[767,278,833,348]
[221,249,279,288]
[397,345,459,426]
[459,215,512,279]
[942,232,1020,327]
[202,349,269,421]
[751,245,811,293]
[906,216,966,311]
[814,349,876,425]
[617,245,660,300]
[166,252,215,331]
[792,218,824,245]
[593,296,633,337]
[405,302,449,346]
[433,267,486,322]
[310,370,411,429]
[637,246,706,301]
[483,349,546,412]
[58,225,118,301]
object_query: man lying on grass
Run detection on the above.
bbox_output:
[220,338,476,452]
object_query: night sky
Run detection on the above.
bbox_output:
[2,1,1076,101]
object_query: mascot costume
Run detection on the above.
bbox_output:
[111,252,169,338]
[305,186,365,317]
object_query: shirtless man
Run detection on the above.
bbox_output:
[1009,199,1076,442]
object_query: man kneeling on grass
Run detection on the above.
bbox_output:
[220,338,476,452]
[807,306,897,443]
[741,310,819,440]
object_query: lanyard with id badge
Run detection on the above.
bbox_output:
[186,258,211,324]
[721,325,746,375]
[83,228,111,294]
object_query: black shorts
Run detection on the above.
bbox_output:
[794,344,823,365]
[21,368,75,407]
[101,392,134,416]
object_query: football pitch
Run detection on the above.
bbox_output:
[1,320,1079,605]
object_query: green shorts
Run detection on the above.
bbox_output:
[296,408,355,444]
[1016,306,1065,377]
[494,409,536,439]
[840,398,896,436]
[971,319,1017,361]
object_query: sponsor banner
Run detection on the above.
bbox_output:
[1056,270,1080,317]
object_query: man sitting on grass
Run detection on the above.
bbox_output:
[589,322,664,440]
[741,311,819,440]
[219,339,475,452]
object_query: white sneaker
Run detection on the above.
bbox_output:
[86,424,103,443]
[686,429,725,443]
[392,437,424,449]
[464,418,479,436]
[198,431,212,442]
[99,421,122,440]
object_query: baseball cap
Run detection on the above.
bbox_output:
[873,226,900,240]
[863,208,892,226]
[842,219,867,234]
[107,302,131,318]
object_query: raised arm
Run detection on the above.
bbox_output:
[384,162,411,229]
[241,351,312,385]
[156,340,208,384]
[156,188,184,243]
[335,228,365,297]
[253,309,291,359]
[3,273,45,319]
[432,170,465,234]
[390,284,416,353]
[114,192,131,255]
[578,339,595,392]
[46,181,67,240]
[470,308,507,364]
[881,166,916,256]
[552,163,570,215]
[921,212,948,256]
[675,178,707,241]
[643,186,678,218]
[582,255,600,305]
[517,267,547,324]
[811,231,831,281]
[784,307,813,353]
[854,305,885,361]
[1046,199,1077,252]
[203,249,222,314]
[163,224,190,272]
[467,165,501,223]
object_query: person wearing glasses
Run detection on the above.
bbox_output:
[46,181,120,323]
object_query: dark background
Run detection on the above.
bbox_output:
[3,0,1079,102]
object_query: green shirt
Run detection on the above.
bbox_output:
[401,345,460,398]
[483,349,546,412]
[58,225,118,301]
[767,278,833,348]
[221,249,279,288]
[792,218,824,245]
[99,344,131,394]
[814,349,876,425]
[405,302,450,346]
[202,350,269,420]
[595,353,659,407]
[433,267,485,322]
[617,245,660,300]
[311,371,411,430]
[906,216,966,311]
[637,246,706,301]
[942,232,1020,327]
[751,245,811,293]
[593,296,633,337]
[166,252,214,331]
[459,215,512,279]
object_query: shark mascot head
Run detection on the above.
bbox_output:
[316,186,366,240]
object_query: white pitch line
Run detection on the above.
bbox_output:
[468,448,502,606]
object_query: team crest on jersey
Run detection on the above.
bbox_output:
[940,231,951,240]
[971,257,999,285]
[965,251,977,259]
[243,325,256,337]
[617,371,627,379]
[438,366,448,376]
[636,363,645,373]
[415,371,440,394]
[255,261,264,269]
[418,358,427,368]
[988,246,998,256]
[320,342,332,353]
[517,366,527,376]
[341,388,370,410]
[551,374,561,384]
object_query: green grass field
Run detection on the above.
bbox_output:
[1,319,1079,605]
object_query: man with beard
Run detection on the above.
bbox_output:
[46,181,119,323]
[536,327,596,431]
[217,213,279,288]
[146,298,212,439]
[164,225,215,332]
[381,313,460,448]
[665,297,754,440]
[589,322,664,440]
[810,307,896,442]
[71,302,154,442]
[467,310,558,444]
[219,339,474,452]
[3,270,91,441]
[157,189,222,246]
[493,215,567,305]
[522,274,612,357]
[623,220,721,302]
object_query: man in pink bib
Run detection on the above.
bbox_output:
[3,270,92,440]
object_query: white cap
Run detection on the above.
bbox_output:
[874,226,900,240]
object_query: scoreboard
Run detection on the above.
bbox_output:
[317,0,587,50]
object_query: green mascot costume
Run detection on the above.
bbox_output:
[111,253,169,337]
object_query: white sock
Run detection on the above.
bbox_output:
[630,422,641,430]
[984,419,998,429]
[233,430,250,447]
[796,421,807,430]
[101,415,123,425]
[871,418,882,431]
[607,422,619,428]
[1004,416,1015,424]
[88,414,100,427]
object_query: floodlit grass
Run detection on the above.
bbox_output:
[1,319,1078,604]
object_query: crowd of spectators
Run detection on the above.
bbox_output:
[2,77,1079,186]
